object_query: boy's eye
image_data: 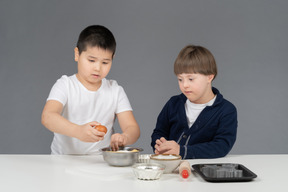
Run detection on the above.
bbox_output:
[178,79,182,82]
[89,60,95,63]
[189,78,193,81]
[102,62,108,65]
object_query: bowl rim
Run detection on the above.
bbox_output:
[133,163,166,170]
[150,154,182,161]
[101,146,143,153]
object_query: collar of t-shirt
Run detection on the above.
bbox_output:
[185,95,217,128]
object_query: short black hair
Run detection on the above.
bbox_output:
[76,25,116,56]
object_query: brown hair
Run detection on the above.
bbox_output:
[174,45,217,80]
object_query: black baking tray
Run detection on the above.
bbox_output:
[192,163,257,182]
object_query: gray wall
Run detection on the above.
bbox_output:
[0,0,287,154]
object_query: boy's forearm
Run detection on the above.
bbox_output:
[41,112,79,138]
[122,125,140,145]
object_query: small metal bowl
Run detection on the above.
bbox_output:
[101,146,143,167]
[133,163,166,180]
[137,154,151,163]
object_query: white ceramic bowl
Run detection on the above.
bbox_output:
[150,154,182,173]
[132,163,165,180]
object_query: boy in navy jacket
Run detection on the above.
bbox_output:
[151,45,237,159]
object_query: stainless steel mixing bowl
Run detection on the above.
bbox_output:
[101,146,143,167]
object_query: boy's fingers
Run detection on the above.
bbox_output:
[155,139,163,145]
[154,149,159,154]
[89,122,101,129]
[160,137,167,142]
[110,137,120,151]
[119,137,125,146]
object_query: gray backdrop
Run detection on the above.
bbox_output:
[0,0,287,154]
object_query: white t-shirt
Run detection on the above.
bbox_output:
[185,96,216,128]
[47,75,132,155]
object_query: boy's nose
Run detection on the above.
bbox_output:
[183,80,189,88]
[93,62,101,71]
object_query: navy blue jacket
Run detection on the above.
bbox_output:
[151,87,237,159]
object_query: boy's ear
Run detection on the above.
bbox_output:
[207,74,215,82]
[74,47,79,62]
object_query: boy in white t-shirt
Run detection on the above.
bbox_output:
[41,25,140,155]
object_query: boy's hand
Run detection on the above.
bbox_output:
[154,137,180,155]
[110,133,128,151]
[76,121,106,142]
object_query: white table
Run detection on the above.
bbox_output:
[0,154,287,192]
